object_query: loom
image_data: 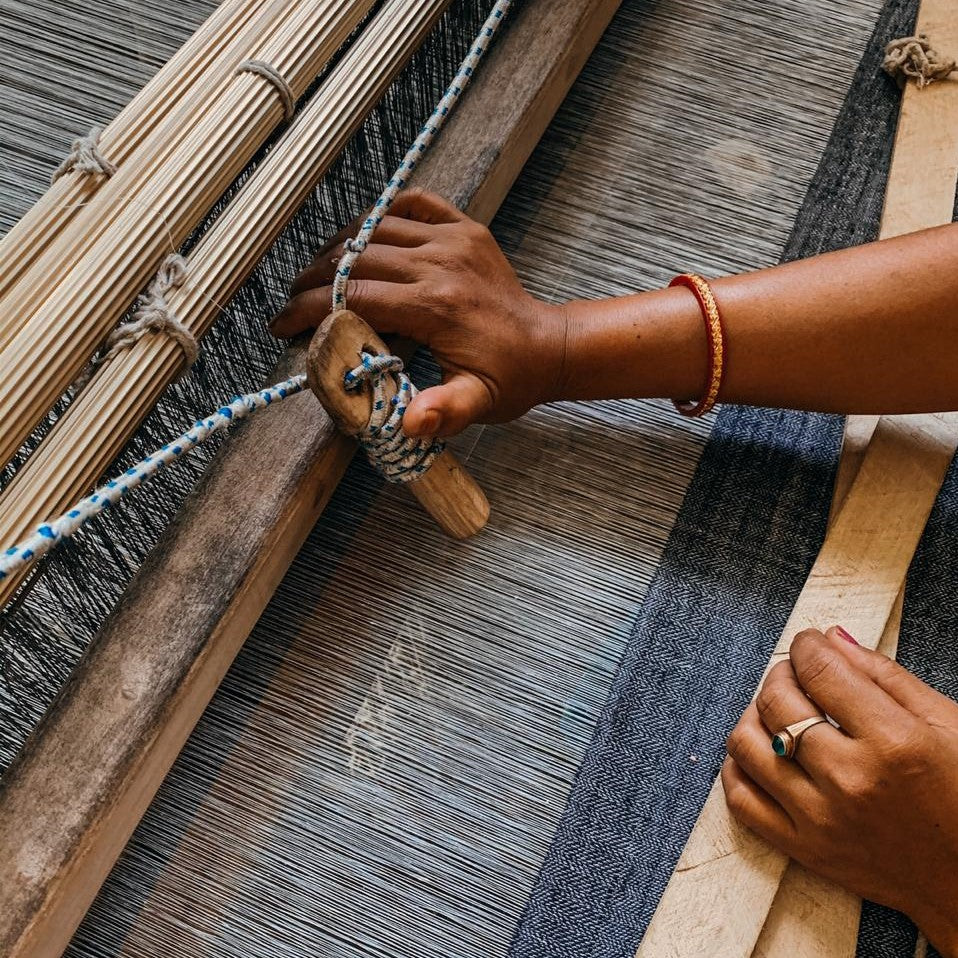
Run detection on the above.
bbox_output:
[0,0,954,955]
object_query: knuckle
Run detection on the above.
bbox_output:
[834,768,879,804]
[726,724,758,767]
[723,777,751,821]
[756,676,789,723]
[793,643,837,690]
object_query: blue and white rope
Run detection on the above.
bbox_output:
[0,376,306,582]
[0,3,512,584]
[331,0,513,310]
[330,0,513,480]
[345,352,443,482]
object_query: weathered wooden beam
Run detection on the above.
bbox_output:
[0,1,623,955]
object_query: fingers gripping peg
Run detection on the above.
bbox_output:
[307,310,489,539]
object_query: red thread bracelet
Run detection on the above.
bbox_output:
[669,273,725,417]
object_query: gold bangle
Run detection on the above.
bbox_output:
[669,273,725,418]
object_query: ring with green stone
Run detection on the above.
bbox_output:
[770,715,829,759]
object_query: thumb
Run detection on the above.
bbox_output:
[403,372,491,438]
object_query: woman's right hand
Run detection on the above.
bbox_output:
[270,189,569,438]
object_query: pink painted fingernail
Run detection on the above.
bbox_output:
[835,626,858,646]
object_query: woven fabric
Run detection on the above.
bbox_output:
[509,0,950,954]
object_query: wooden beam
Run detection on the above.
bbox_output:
[0,1,622,955]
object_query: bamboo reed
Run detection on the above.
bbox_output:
[0,0,453,605]
[0,0,274,306]
[0,0,376,472]
[0,0,371,357]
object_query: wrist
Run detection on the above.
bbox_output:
[528,296,575,406]
[540,288,709,405]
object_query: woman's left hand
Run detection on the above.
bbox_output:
[723,626,958,954]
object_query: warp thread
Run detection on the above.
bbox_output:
[237,59,295,121]
[344,352,443,482]
[79,254,197,388]
[50,126,117,183]
[0,376,307,583]
[883,34,956,88]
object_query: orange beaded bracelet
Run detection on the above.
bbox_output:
[669,273,725,418]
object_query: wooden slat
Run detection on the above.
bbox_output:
[0,1,623,955]
[754,2,958,952]
[636,410,958,958]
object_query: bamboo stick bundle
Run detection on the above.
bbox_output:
[0,0,454,606]
[0,0,376,473]
[0,0,274,306]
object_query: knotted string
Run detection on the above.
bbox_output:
[50,126,117,183]
[237,59,296,121]
[76,254,198,389]
[883,34,956,88]
[344,352,443,482]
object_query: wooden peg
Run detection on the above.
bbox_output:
[307,310,489,539]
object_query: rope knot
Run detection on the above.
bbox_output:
[78,255,198,389]
[883,34,956,88]
[50,126,117,184]
[345,351,443,482]
[343,236,367,255]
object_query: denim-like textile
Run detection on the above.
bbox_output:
[509,0,951,954]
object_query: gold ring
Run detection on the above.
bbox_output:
[771,715,828,759]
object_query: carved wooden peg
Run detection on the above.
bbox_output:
[307,309,490,539]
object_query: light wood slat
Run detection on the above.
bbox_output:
[0,0,276,306]
[0,0,376,472]
[754,1,958,951]
[636,410,958,958]
[0,1,623,954]
[0,0,454,605]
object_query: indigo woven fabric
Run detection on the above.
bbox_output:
[509,0,950,955]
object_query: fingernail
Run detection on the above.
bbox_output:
[420,409,441,434]
[835,626,858,646]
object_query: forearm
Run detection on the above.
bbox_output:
[558,222,958,414]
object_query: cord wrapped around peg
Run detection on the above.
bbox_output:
[307,310,489,539]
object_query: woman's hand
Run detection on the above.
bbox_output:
[723,627,958,955]
[270,189,568,438]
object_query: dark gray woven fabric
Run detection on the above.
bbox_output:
[509,0,954,954]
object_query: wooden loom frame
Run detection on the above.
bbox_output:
[0,0,623,955]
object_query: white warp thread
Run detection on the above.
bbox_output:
[237,59,295,121]
[50,125,117,183]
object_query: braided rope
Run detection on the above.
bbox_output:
[0,376,306,583]
[237,59,295,121]
[331,0,513,309]
[50,126,117,183]
[883,34,956,88]
[345,352,443,482]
